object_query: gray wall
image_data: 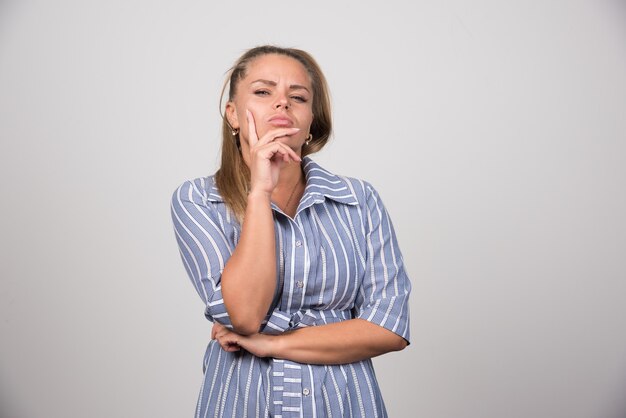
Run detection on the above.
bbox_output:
[1,1,625,417]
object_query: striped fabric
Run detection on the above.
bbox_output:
[171,157,411,418]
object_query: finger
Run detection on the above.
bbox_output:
[215,329,230,340]
[274,142,302,162]
[259,147,293,167]
[246,109,259,147]
[256,128,301,147]
[211,323,223,339]
[217,334,241,352]
[217,339,238,352]
[256,142,302,163]
[223,345,240,352]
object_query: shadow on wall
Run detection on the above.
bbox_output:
[605,373,626,418]
[0,385,25,418]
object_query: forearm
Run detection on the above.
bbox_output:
[221,191,276,334]
[271,319,408,365]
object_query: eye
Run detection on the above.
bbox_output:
[291,95,308,103]
[254,90,270,96]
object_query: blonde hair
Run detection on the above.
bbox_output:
[215,45,332,222]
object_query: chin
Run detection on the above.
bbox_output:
[275,135,299,144]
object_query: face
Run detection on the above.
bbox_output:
[226,54,314,154]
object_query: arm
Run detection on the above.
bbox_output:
[171,180,235,328]
[170,130,300,332]
[273,319,408,363]
[219,110,302,335]
[219,191,277,335]
[213,181,412,363]
[213,319,407,365]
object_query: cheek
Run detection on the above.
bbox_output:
[240,106,271,139]
[303,110,314,128]
[231,97,253,126]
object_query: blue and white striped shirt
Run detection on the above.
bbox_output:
[171,157,411,417]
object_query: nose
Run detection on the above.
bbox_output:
[274,95,289,110]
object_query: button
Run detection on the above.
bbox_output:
[302,388,310,396]
[295,240,302,247]
[296,281,304,288]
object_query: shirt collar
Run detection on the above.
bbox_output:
[300,156,359,206]
[206,177,224,203]
[206,156,359,206]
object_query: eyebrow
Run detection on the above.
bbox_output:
[250,79,310,93]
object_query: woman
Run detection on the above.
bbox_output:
[171,45,411,417]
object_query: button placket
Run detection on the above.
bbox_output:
[291,227,306,296]
[282,361,303,417]
[271,359,285,417]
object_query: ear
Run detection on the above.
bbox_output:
[225,101,239,129]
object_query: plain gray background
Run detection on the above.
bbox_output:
[1,0,625,417]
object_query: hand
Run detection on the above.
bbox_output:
[245,109,302,196]
[211,322,276,358]
[211,322,241,352]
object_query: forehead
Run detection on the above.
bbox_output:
[244,54,312,86]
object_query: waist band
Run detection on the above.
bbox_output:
[262,308,353,334]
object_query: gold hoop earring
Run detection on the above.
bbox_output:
[231,128,239,136]
[305,134,313,145]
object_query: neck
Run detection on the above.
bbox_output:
[275,161,304,190]
[272,161,305,217]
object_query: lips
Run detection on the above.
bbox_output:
[268,115,293,127]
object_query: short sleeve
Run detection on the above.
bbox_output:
[170,179,234,327]
[353,183,411,344]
